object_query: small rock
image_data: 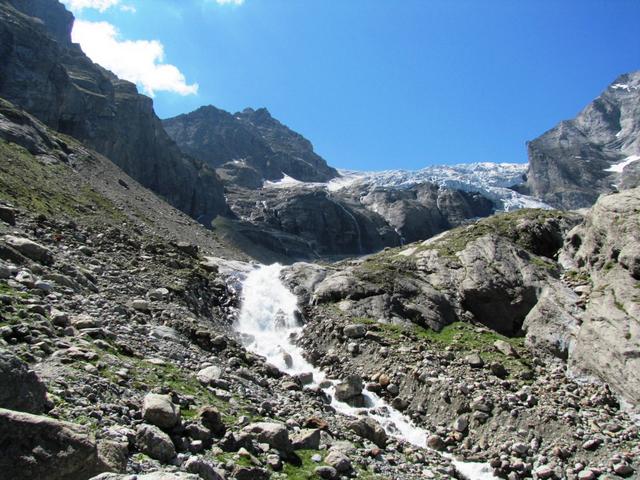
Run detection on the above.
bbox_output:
[465,353,484,368]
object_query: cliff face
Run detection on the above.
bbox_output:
[163,105,339,186]
[0,0,228,224]
[524,71,640,210]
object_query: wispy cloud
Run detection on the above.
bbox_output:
[62,0,136,13]
[215,0,245,5]
[72,20,198,97]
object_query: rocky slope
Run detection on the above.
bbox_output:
[163,105,338,187]
[0,0,228,225]
[283,204,640,479]
[0,98,463,479]
[523,71,640,209]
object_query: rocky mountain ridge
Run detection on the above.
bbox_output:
[163,105,339,188]
[0,0,228,225]
[523,71,640,209]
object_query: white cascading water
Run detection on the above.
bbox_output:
[235,263,498,480]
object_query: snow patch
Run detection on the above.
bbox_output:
[605,155,640,173]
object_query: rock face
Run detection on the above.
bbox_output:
[163,105,338,185]
[0,408,108,479]
[0,0,228,224]
[294,209,579,335]
[523,71,640,209]
[560,187,640,405]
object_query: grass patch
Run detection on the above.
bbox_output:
[0,140,125,222]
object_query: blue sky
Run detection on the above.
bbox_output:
[67,0,639,171]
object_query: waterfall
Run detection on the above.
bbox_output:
[235,263,498,480]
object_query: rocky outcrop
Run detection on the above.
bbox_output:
[163,105,338,185]
[289,209,578,335]
[560,187,640,405]
[0,408,109,479]
[523,71,640,209]
[0,0,228,224]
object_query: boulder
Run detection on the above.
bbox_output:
[199,406,226,436]
[291,428,321,450]
[135,424,176,462]
[242,422,291,451]
[343,324,367,339]
[183,456,224,480]
[196,365,223,386]
[347,417,388,448]
[142,393,180,429]
[334,375,363,402]
[0,408,108,479]
[0,350,48,414]
[4,235,53,264]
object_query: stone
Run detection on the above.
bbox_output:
[4,235,53,264]
[233,467,270,480]
[97,440,128,473]
[613,464,634,477]
[199,406,226,436]
[243,422,291,451]
[291,428,321,450]
[534,465,555,479]
[183,456,224,480]
[453,416,469,433]
[197,365,223,386]
[135,424,176,462]
[148,288,170,301]
[334,375,363,401]
[465,353,484,368]
[0,205,16,225]
[494,339,519,357]
[131,299,151,312]
[343,324,367,339]
[315,466,338,479]
[71,314,99,330]
[324,451,351,473]
[0,408,108,479]
[142,393,180,429]
[0,350,48,414]
[426,434,446,451]
[347,417,387,448]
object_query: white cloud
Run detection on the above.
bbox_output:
[62,0,136,13]
[62,0,121,12]
[72,20,198,97]
[215,0,245,5]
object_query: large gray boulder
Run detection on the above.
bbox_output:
[0,350,48,413]
[0,408,108,479]
[135,424,176,462]
[141,393,180,429]
[347,417,388,448]
[242,422,291,451]
[4,235,53,264]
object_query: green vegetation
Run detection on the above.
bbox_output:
[352,317,531,374]
[0,140,124,222]
[410,209,568,260]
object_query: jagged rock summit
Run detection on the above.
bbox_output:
[0,0,228,225]
[163,105,339,188]
[523,71,640,209]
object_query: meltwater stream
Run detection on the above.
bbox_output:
[235,264,498,480]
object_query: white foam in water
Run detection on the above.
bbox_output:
[235,263,499,480]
